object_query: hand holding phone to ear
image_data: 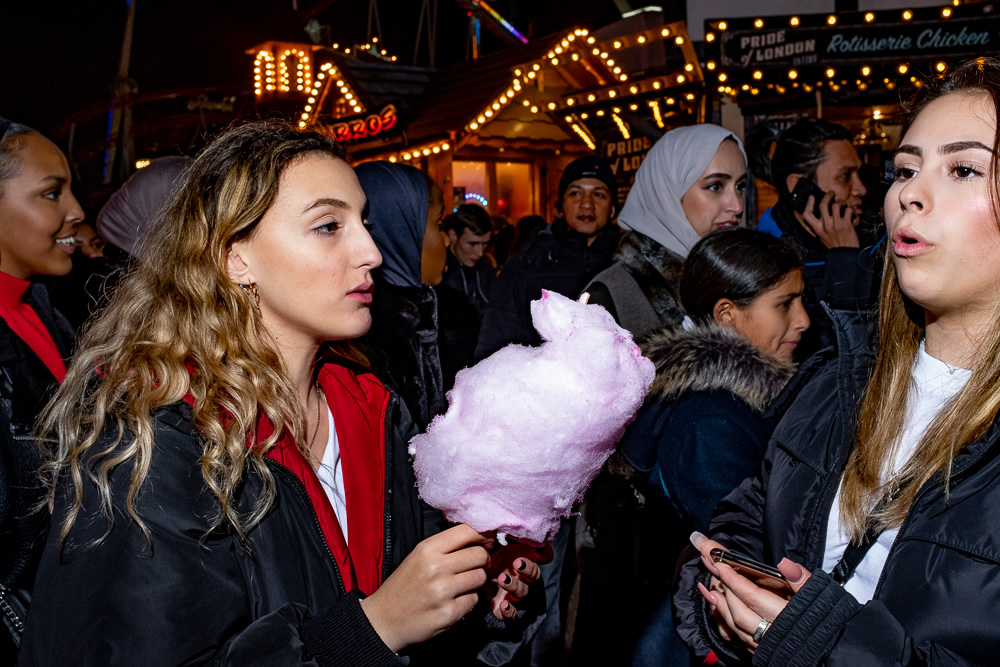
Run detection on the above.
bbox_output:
[803,190,861,249]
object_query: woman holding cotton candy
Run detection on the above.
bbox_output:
[677,58,1000,666]
[614,229,807,665]
[0,117,84,659]
[20,121,543,666]
[586,123,747,338]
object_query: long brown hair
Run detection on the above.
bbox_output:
[38,121,365,549]
[840,58,1000,541]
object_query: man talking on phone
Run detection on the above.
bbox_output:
[754,118,882,358]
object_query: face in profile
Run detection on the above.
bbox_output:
[886,91,1000,321]
[421,182,448,286]
[681,139,747,237]
[447,227,490,267]
[227,153,382,345]
[561,177,614,237]
[0,133,84,279]
[720,269,809,362]
[813,139,866,217]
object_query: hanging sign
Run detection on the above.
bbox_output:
[322,104,399,142]
[602,136,653,204]
[715,15,1000,69]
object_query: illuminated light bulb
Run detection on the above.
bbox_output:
[685,63,694,71]
[304,105,312,111]
[345,48,350,53]
[629,86,638,94]
[432,147,440,153]
[596,110,605,116]
[552,58,559,65]
[630,103,637,110]
[391,56,397,61]
[567,98,575,105]
[470,122,479,130]
[753,70,763,80]
[936,61,947,72]
[607,59,615,66]
[522,99,530,106]
[613,40,622,48]
[637,35,646,44]
[661,28,670,36]
[381,50,387,55]
[345,93,353,100]
[556,46,563,54]
[754,18,764,28]
[861,66,871,76]
[601,52,609,59]
[620,74,628,81]
[565,115,573,122]
[676,74,686,83]
[717,85,726,93]
[592,47,600,55]
[898,64,909,74]
[864,12,875,22]
[572,53,580,61]
[666,97,675,104]
[548,102,557,109]
[530,105,539,113]
[790,16,800,26]
[788,70,798,80]
[485,109,493,117]
[587,36,595,44]
[298,121,307,128]
[827,14,837,25]
[652,80,662,89]
[547,51,555,59]
[403,153,412,160]
[675,36,685,44]
[492,102,500,110]
[826,68,836,78]
[477,115,486,123]
[718,21,728,30]
[587,94,596,101]
[686,93,695,100]
[527,71,536,79]
[515,68,523,76]
[532,63,541,71]
[942,7,952,17]
[706,32,716,42]
[442,143,450,150]
[422,148,431,156]
[580,112,589,119]
[608,90,617,97]
[707,61,716,70]
[613,67,622,74]
[902,10,912,20]
[742,84,750,91]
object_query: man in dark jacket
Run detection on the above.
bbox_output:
[756,119,882,358]
[437,204,496,390]
[474,156,620,359]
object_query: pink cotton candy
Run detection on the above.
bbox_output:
[409,290,655,545]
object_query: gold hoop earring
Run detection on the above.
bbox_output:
[240,282,260,309]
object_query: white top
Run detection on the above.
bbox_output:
[822,341,970,603]
[316,404,348,544]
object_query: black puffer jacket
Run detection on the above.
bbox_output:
[474,220,620,360]
[1,283,74,658]
[675,310,1000,666]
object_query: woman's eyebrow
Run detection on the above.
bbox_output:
[701,172,733,180]
[302,197,352,213]
[939,140,994,155]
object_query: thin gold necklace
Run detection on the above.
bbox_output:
[308,381,324,450]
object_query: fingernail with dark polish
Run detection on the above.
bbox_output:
[502,574,511,584]
[516,560,526,571]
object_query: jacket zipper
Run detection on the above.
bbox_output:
[871,437,998,598]
[381,396,396,583]
[265,458,346,597]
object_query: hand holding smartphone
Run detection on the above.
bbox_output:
[710,548,789,591]
[788,177,830,220]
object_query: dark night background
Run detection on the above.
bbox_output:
[2,0,641,134]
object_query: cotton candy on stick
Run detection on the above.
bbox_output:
[409,290,655,545]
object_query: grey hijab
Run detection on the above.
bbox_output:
[618,124,745,257]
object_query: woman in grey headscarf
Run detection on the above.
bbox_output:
[586,124,748,337]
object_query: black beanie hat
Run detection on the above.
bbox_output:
[557,155,618,212]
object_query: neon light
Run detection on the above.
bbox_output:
[473,0,528,44]
[464,192,489,207]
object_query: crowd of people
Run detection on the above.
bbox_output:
[2,55,1000,666]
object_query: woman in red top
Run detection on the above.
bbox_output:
[0,117,83,660]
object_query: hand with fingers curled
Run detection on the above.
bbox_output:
[484,541,552,620]
[690,531,811,653]
[802,191,861,249]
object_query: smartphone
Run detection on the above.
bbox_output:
[788,177,830,220]
[710,548,788,589]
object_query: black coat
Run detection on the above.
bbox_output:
[675,310,1000,666]
[474,220,620,360]
[0,284,74,645]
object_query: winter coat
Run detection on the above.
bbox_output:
[474,220,620,360]
[674,309,1000,667]
[620,323,796,534]
[585,230,686,337]
[19,362,536,666]
[757,202,881,359]
[363,277,444,432]
[436,253,495,391]
[0,283,73,660]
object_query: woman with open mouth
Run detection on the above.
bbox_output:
[0,116,84,661]
[678,57,1000,667]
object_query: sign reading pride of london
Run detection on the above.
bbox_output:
[717,16,1000,69]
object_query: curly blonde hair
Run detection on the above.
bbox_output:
[38,121,363,549]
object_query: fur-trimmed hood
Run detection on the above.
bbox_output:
[613,230,686,326]
[639,322,795,412]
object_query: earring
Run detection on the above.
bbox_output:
[240,282,260,310]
